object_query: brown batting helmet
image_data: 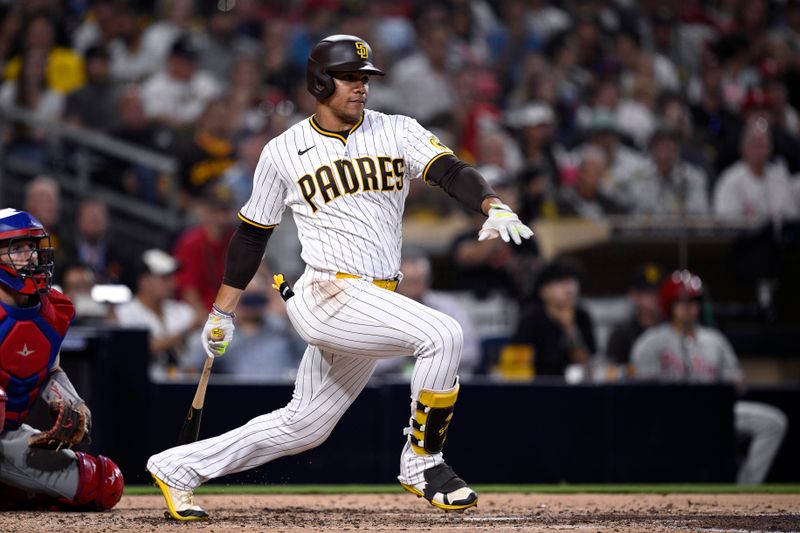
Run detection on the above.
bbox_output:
[306,34,384,100]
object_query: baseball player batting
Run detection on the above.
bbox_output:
[147,34,533,521]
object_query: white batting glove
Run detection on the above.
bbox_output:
[201,305,235,358]
[478,203,534,245]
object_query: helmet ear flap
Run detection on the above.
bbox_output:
[307,57,335,100]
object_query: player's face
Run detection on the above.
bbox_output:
[0,239,38,269]
[328,72,370,123]
[672,299,700,326]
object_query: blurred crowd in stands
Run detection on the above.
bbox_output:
[2,0,800,387]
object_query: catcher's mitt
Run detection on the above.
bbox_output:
[28,401,91,450]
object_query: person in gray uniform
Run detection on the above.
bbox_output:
[632,270,788,484]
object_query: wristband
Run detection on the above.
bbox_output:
[489,202,512,212]
[212,303,236,319]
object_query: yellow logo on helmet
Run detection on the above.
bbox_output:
[355,42,368,59]
[644,264,661,285]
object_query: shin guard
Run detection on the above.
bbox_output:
[408,378,459,455]
[71,452,124,510]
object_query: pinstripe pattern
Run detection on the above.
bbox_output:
[148,110,464,492]
[148,345,377,490]
[239,110,451,280]
[288,268,461,396]
[147,267,462,489]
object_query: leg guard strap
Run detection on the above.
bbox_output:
[409,378,459,455]
[422,463,470,502]
[0,386,6,425]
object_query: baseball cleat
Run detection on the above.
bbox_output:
[400,463,478,511]
[150,472,208,521]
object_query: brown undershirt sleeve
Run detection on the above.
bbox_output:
[222,221,273,289]
[424,154,498,214]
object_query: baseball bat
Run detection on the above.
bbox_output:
[176,328,223,445]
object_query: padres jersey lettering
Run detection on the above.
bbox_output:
[240,110,452,280]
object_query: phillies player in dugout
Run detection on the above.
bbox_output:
[0,208,123,511]
[147,34,533,520]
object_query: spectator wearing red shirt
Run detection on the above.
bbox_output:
[173,184,236,314]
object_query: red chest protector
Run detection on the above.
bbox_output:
[0,290,74,432]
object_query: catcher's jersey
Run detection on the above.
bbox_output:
[0,290,74,432]
[240,109,452,280]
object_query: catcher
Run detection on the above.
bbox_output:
[0,208,123,510]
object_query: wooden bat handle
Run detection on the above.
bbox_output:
[192,356,214,410]
[176,354,215,445]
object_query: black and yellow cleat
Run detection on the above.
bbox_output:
[400,463,478,511]
[150,472,209,521]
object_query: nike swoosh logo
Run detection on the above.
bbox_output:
[298,146,315,155]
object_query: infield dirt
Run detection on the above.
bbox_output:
[1,492,799,532]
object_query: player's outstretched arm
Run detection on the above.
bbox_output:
[201,221,274,358]
[425,154,533,246]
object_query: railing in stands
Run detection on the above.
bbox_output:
[0,103,182,233]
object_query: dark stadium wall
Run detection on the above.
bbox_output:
[57,328,798,485]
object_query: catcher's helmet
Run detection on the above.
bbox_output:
[659,270,703,318]
[307,34,384,100]
[0,208,54,295]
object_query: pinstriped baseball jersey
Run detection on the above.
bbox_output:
[239,109,453,280]
[146,34,482,514]
[147,112,469,497]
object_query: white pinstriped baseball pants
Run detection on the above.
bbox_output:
[147,268,463,490]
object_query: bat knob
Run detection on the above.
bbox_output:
[210,328,225,341]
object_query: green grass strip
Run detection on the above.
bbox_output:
[125,483,800,496]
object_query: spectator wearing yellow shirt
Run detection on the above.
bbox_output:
[4,12,84,94]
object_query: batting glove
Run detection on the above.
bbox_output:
[201,304,235,358]
[478,203,534,245]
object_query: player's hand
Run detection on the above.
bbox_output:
[478,203,534,245]
[201,305,235,358]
